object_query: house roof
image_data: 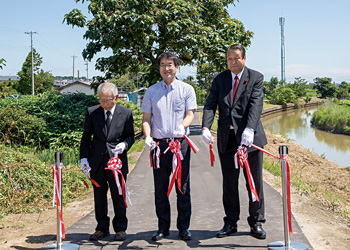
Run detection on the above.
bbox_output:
[57,80,91,90]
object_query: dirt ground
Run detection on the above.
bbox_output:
[1,134,349,249]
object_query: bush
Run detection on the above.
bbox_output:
[270,86,296,105]
[0,105,46,147]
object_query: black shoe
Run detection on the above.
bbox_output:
[89,230,110,241]
[250,225,266,239]
[216,224,237,238]
[151,229,170,241]
[114,231,127,241]
[179,229,192,241]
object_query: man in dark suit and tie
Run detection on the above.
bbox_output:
[202,44,267,239]
[80,82,134,241]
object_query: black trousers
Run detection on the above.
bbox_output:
[152,139,191,231]
[91,153,128,233]
[218,130,265,227]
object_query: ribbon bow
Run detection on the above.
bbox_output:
[234,146,260,202]
[105,156,132,208]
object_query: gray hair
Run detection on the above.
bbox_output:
[97,82,118,96]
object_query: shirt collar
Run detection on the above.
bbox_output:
[161,79,178,90]
[231,68,245,81]
[104,103,116,116]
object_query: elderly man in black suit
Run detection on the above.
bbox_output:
[80,82,134,241]
[202,44,267,239]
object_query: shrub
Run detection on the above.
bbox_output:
[0,106,46,147]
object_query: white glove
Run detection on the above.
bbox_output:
[173,124,185,138]
[111,142,126,157]
[241,128,254,147]
[202,128,214,144]
[145,136,155,149]
[80,158,91,176]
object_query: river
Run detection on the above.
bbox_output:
[261,106,350,167]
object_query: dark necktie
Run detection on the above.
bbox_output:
[232,75,239,101]
[106,110,112,133]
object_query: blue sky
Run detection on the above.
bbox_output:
[1,0,349,83]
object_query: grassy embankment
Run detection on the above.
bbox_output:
[311,99,350,135]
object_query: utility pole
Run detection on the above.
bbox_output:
[279,17,285,83]
[25,31,38,95]
[71,55,77,82]
[85,60,89,82]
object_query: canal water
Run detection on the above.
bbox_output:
[261,106,350,167]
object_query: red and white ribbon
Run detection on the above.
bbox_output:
[165,139,184,196]
[82,168,101,188]
[150,142,161,169]
[105,156,132,208]
[250,144,293,234]
[52,164,65,239]
[184,135,199,153]
[234,146,260,202]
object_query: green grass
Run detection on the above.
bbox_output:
[311,101,350,135]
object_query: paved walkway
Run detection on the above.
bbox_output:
[50,110,313,249]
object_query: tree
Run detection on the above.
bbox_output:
[290,77,308,98]
[336,81,349,99]
[16,49,53,94]
[0,58,6,69]
[16,49,42,94]
[64,0,253,84]
[313,77,337,98]
[196,62,218,95]
[263,76,279,99]
[35,69,55,93]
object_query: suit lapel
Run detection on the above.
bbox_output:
[233,68,249,107]
[96,106,108,137]
[223,70,233,107]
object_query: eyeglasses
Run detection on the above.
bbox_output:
[99,98,115,104]
[160,63,175,69]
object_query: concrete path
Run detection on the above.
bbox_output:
[52,110,313,249]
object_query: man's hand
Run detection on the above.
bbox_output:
[241,128,254,147]
[80,158,91,176]
[145,136,155,149]
[202,128,214,144]
[111,142,126,156]
[173,124,185,138]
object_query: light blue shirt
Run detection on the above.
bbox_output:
[141,79,197,139]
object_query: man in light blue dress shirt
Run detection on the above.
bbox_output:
[141,52,197,241]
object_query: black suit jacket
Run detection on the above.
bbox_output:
[80,103,135,176]
[202,67,267,153]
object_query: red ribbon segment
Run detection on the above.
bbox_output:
[52,164,66,239]
[167,140,183,196]
[251,144,293,234]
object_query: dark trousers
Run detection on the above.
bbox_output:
[152,139,191,231]
[218,130,265,227]
[91,153,128,233]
